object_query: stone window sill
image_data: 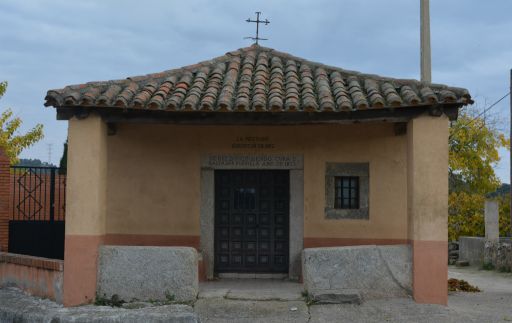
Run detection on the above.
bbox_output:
[325,207,369,220]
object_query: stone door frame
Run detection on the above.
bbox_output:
[200,154,304,280]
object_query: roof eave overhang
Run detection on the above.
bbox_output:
[55,103,461,125]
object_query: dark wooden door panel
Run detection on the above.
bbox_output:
[214,170,289,273]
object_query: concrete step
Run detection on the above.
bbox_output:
[199,279,304,301]
[309,289,362,305]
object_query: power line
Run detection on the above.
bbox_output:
[452,91,510,134]
[464,92,510,127]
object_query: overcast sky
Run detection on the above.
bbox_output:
[0,0,511,181]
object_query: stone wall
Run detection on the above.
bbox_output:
[448,241,459,265]
[458,236,486,267]
[0,252,63,303]
[484,239,512,271]
[459,236,512,270]
[97,246,198,302]
[302,245,411,299]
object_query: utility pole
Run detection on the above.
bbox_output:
[420,0,431,83]
[509,69,511,236]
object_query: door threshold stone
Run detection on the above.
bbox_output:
[218,273,288,279]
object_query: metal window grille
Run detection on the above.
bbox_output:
[334,176,359,209]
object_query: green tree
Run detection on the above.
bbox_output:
[498,194,511,237]
[449,113,508,194]
[448,191,485,240]
[17,158,56,167]
[59,139,67,174]
[448,110,510,240]
[0,81,44,164]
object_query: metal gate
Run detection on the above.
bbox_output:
[8,166,66,259]
[214,170,289,273]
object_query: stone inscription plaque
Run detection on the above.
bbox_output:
[202,154,303,170]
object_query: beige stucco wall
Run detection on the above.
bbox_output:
[105,122,408,240]
[62,114,450,305]
[407,115,449,241]
[407,114,449,304]
[66,116,108,235]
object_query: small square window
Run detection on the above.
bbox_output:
[334,176,359,209]
[325,163,368,219]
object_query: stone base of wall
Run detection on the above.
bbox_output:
[484,240,512,271]
[97,246,198,302]
[459,236,512,269]
[458,236,485,267]
[0,252,63,303]
[302,245,411,299]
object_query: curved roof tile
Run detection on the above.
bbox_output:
[44,44,473,112]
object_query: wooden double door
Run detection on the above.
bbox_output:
[214,170,289,273]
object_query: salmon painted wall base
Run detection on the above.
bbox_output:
[0,252,63,303]
[412,240,448,305]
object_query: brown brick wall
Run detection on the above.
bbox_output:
[9,173,66,221]
[0,150,9,252]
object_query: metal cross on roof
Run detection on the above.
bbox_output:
[244,12,270,44]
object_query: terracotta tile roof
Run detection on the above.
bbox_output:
[45,44,472,112]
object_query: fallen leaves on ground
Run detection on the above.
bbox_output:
[448,278,481,292]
